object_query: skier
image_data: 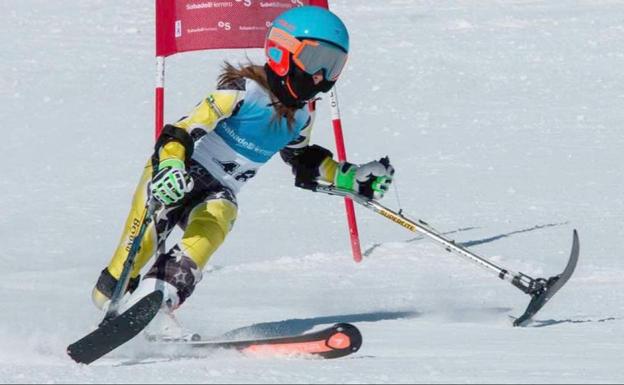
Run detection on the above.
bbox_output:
[91,6,395,314]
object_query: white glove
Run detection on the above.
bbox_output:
[335,157,394,200]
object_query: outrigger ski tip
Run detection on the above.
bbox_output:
[513,229,580,327]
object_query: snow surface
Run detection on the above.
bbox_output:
[1,0,624,383]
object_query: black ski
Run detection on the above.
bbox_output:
[513,230,580,326]
[155,323,362,359]
[67,291,163,364]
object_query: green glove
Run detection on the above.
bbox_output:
[151,158,194,206]
[335,157,394,200]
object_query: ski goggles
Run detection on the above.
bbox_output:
[268,28,348,81]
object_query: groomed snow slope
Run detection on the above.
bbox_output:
[1,0,623,383]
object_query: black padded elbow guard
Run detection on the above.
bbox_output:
[154,124,195,163]
[283,145,333,190]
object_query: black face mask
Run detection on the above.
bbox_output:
[265,63,336,109]
[288,64,336,100]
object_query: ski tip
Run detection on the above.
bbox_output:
[569,230,580,270]
[319,323,363,359]
[332,323,362,351]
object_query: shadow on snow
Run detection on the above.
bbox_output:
[364,221,569,256]
[218,310,422,340]
[529,317,621,328]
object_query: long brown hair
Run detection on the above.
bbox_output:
[217,61,297,128]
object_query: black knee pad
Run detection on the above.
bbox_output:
[144,246,202,306]
[95,268,140,299]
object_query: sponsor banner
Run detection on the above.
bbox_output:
[156,0,329,56]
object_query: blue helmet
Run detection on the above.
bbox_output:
[270,6,349,51]
[265,6,349,107]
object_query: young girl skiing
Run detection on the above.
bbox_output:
[92,6,395,313]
